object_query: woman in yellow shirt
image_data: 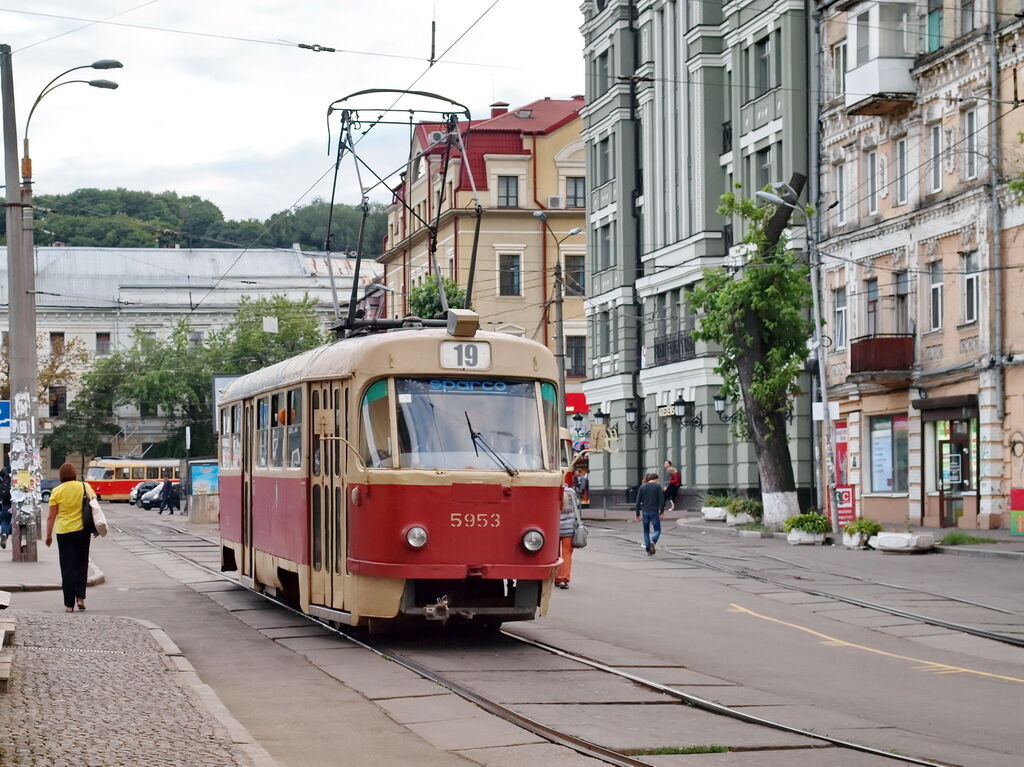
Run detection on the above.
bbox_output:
[45,463,97,612]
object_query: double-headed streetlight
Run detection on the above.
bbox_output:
[1,53,121,561]
[533,210,583,427]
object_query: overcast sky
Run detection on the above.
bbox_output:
[2,1,585,221]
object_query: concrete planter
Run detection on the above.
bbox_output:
[726,512,754,526]
[787,529,826,545]
[868,532,935,553]
[842,531,871,549]
[702,506,727,522]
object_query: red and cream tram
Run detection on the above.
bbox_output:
[217,313,564,628]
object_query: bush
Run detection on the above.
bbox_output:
[702,493,731,507]
[726,497,763,520]
[938,531,996,546]
[783,512,831,534]
[843,518,882,537]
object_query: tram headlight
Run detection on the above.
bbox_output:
[521,529,545,553]
[406,526,429,549]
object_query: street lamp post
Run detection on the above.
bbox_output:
[0,53,120,561]
[533,211,582,427]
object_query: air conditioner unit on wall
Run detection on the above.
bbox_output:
[547,195,564,209]
[429,130,447,145]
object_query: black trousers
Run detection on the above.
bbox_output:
[56,528,92,608]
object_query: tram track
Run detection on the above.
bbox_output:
[110,517,962,767]
[598,528,1024,648]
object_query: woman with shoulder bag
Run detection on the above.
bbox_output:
[555,474,582,590]
[45,463,97,612]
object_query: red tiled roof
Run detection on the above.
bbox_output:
[411,96,583,192]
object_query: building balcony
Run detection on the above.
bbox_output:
[845,58,914,116]
[652,331,696,366]
[849,333,915,375]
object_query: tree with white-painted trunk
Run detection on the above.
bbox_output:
[690,175,811,531]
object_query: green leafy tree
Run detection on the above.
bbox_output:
[206,294,326,372]
[690,183,812,530]
[408,277,468,319]
[53,297,326,461]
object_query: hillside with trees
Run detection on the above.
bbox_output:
[0,188,387,253]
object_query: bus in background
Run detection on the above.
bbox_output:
[85,458,181,501]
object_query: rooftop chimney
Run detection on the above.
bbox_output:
[489,101,509,118]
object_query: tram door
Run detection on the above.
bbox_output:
[241,403,254,580]
[310,382,346,608]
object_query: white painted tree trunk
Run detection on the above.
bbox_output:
[762,490,799,531]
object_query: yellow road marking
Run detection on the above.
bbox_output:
[729,603,1024,685]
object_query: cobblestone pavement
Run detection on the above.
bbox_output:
[2,609,254,767]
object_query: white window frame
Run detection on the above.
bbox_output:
[866,150,878,214]
[832,42,847,98]
[929,260,944,331]
[964,109,978,180]
[835,164,847,225]
[895,138,908,205]
[962,251,979,324]
[497,252,522,296]
[833,287,847,349]
[929,124,943,193]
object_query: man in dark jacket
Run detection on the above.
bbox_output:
[158,475,174,515]
[634,472,665,555]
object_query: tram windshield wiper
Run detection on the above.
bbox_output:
[464,412,518,477]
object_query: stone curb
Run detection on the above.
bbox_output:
[0,558,106,592]
[675,518,1024,560]
[128,617,280,767]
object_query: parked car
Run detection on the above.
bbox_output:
[40,479,60,503]
[129,481,160,506]
[141,481,180,511]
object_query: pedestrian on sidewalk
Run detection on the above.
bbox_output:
[635,472,665,555]
[555,476,581,589]
[0,464,12,549]
[158,475,173,515]
[663,460,681,512]
[44,462,97,612]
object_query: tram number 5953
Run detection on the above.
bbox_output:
[440,341,491,370]
[451,512,501,528]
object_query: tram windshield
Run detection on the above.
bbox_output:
[394,377,547,470]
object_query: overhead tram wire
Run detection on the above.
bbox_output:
[13,0,159,53]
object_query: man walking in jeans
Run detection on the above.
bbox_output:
[634,472,665,555]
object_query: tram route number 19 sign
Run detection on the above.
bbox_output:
[440,341,491,370]
[832,485,856,527]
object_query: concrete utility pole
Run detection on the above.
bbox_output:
[553,261,567,428]
[1,44,39,561]
[533,211,582,429]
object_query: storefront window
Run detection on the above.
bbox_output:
[870,414,908,493]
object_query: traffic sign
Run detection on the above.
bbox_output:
[0,400,9,443]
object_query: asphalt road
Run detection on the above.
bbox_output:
[537,520,1024,766]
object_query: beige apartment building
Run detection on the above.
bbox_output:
[379,97,589,415]
[817,1,1024,530]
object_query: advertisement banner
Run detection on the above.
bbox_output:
[190,464,220,495]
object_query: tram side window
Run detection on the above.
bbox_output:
[117,467,131,480]
[220,408,232,466]
[287,388,303,468]
[358,380,393,468]
[257,397,270,468]
[540,382,559,470]
[231,404,242,468]
[146,467,160,480]
[131,467,145,480]
[271,392,286,468]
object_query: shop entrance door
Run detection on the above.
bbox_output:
[938,421,971,527]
